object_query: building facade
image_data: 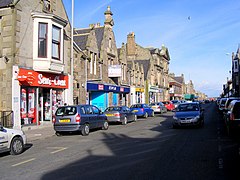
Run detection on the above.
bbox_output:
[0,0,71,128]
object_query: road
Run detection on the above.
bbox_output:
[0,102,240,180]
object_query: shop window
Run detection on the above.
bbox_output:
[38,23,48,58]
[52,25,61,60]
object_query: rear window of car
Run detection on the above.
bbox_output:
[131,104,143,108]
[56,106,77,116]
[177,104,199,111]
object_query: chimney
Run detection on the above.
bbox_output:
[127,32,136,56]
[104,6,114,28]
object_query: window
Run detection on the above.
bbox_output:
[92,106,99,114]
[38,23,48,57]
[234,60,238,73]
[94,53,97,75]
[52,25,61,60]
[90,52,93,74]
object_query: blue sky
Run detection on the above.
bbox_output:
[63,0,240,97]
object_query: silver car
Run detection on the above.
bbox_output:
[150,102,167,114]
[0,124,27,155]
[104,106,137,125]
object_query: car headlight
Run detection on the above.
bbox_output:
[173,116,178,120]
[194,116,200,120]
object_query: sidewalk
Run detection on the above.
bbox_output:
[22,122,55,142]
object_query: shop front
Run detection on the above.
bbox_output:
[87,82,130,111]
[149,86,159,103]
[17,68,68,126]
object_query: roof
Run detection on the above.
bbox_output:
[174,76,184,84]
[0,0,12,7]
[73,26,104,51]
[73,34,88,50]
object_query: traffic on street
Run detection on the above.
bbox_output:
[1,102,240,180]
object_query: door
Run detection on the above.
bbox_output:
[91,92,107,112]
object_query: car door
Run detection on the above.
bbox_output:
[85,105,97,129]
[92,105,104,128]
[0,126,9,153]
[125,106,134,121]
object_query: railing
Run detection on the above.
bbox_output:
[0,111,13,128]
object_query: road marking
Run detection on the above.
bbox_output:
[50,147,68,154]
[12,158,36,167]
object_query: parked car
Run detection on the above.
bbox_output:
[104,106,137,125]
[130,103,154,118]
[150,102,167,114]
[171,100,181,108]
[224,100,240,136]
[53,105,109,136]
[172,102,204,128]
[218,97,228,113]
[0,123,27,155]
[162,101,175,111]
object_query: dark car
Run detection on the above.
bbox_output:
[224,100,240,136]
[130,103,154,118]
[53,105,109,136]
[104,106,137,125]
[172,102,204,128]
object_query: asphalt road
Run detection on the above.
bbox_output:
[0,102,240,180]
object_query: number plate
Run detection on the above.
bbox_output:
[59,119,70,123]
[181,120,191,123]
[133,110,138,112]
[105,114,114,117]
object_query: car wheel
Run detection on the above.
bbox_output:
[102,121,109,130]
[10,137,24,155]
[151,111,155,117]
[133,115,137,122]
[122,117,127,125]
[144,112,148,118]
[81,124,90,136]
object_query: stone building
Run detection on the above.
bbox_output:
[0,0,71,128]
[73,6,130,111]
[169,74,185,100]
[119,32,171,104]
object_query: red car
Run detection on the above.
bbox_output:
[162,101,175,111]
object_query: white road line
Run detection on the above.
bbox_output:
[12,158,36,167]
[51,147,68,154]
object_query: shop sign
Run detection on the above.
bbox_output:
[109,86,117,91]
[108,65,121,77]
[135,88,144,92]
[98,84,104,90]
[18,68,68,89]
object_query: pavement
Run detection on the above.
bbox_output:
[22,122,55,142]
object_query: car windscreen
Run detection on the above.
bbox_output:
[56,106,77,116]
[177,104,199,112]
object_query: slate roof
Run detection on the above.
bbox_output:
[174,76,184,84]
[134,60,150,80]
[73,34,88,50]
[94,27,104,50]
[0,0,12,7]
[73,26,104,51]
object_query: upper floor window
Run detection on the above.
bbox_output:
[38,23,48,58]
[52,25,61,60]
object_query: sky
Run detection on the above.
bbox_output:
[62,0,240,97]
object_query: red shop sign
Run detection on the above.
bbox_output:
[18,68,69,89]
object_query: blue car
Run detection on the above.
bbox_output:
[130,103,154,118]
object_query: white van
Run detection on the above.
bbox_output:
[0,124,27,155]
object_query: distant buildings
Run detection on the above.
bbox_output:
[0,2,206,128]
